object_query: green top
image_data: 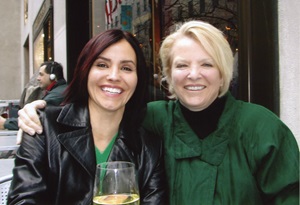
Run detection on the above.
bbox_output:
[143,92,299,205]
[95,133,118,165]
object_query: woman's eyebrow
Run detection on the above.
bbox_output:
[120,60,136,66]
[98,56,136,66]
[96,56,110,62]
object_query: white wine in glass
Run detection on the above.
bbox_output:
[93,161,140,205]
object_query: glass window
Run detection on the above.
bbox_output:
[33,14,53,70]
[24,0,28,24]
[33,30,44,71]
[136,2,140,16]
[188,1,193,17]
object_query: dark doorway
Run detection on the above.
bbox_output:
[65,0,90,82]
[238,0,279,114]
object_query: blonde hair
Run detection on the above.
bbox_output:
[159,20,234,98]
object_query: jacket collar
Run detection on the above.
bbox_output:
[45,79,67,92]
[172,92,236,166]
[57,103,90,127]
[56,104,96,177]
[45,81,56,92]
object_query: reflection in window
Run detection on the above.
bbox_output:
[161,0,238,52]
[136,2,140,16]
[24,0,28,24]
[188,1,193,17]
[33,30,44,71]
[115,16,119,27]
[33,13,53,70]
[45,17,53,61]
[177,6,182,20]
[143,0,147,11]
[91,0,106,36]
[213,0,219,7]
[200,0,205,13]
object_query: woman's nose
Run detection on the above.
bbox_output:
[187,66,201,80]
[107,67,120,81]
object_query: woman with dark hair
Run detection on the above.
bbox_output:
[8,29,167,205]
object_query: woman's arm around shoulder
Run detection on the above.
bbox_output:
[143,100,173,137]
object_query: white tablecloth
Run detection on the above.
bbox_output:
[0,158,14,178]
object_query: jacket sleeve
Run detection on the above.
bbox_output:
[4,118,19,130]
[7,132,49,204]
[248,116,299,205]
[143,101,168,136]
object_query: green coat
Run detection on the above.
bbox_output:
[143,92,299,205]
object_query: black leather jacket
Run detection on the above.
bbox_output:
[8,104,168,205]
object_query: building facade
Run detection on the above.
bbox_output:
[0,0,21,100]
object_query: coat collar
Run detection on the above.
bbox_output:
[172,92,236,166]
[57,103,90,127]
[55,104,96,177]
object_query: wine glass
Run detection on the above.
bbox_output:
[93,161,140,205]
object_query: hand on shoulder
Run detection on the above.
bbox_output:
[18,100,47,136]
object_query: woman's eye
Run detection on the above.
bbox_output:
[97,63,108,68]
[121,66,133,71]
[202,63,213,67]
[176,64,187,69]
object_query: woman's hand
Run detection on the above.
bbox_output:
[18,100,46,135]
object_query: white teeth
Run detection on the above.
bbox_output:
[185,86,204,91]
[102,87,122,94]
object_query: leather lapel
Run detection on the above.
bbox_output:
[57,128,96,177]
[56,104,96,177]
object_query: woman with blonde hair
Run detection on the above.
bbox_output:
[146,20,299,204]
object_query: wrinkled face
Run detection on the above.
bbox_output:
[170,36,223,111]
[87,39,137,114]
[37,65,52,89]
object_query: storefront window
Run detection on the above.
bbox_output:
[33,15,53,70]
[32,0,53,70]
[161,0,238,50]
[33,30,44,71]
[24,0,28,24]
[45,16,53,61]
